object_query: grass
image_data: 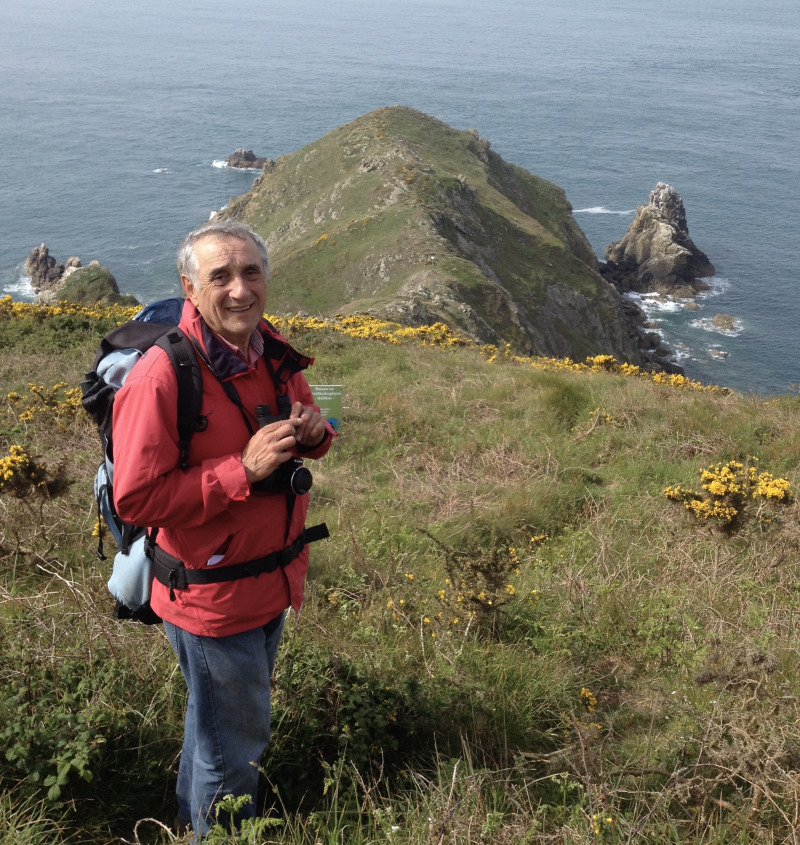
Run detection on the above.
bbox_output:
[2,300,800,843]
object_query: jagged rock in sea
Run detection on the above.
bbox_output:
[24,244,79,295]
[225,148,274,170]
[23,244,139,306]
[216,105,670,368]
[601,182,715,298]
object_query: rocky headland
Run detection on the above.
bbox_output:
[24,244,139,306]
[217,106,681,369]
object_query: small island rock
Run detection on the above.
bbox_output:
[710,314,737,332]
[225,148,274,171]
[601,182,715,297]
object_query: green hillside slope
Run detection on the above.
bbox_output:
[2,301,800,843]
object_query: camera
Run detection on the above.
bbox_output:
[253,399,313,495]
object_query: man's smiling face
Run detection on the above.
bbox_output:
[181,233,268,353]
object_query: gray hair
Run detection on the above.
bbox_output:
[177,221,270,290]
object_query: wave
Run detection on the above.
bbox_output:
[2,272,35,301]
[669,343,694,363]
[152,168,171,174]
[573,206,635,215]
[211,159,261,171]
[695,276,731,300]
[623,291,692,315]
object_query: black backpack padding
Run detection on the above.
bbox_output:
[82,322,205,467]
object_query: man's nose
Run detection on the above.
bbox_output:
[228,273,249,298]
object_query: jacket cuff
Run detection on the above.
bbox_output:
[208,454,251,501]
[296,427,332,454]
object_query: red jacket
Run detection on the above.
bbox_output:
[112,301,333,637]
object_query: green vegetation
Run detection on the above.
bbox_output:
[57,263,140,307]
[3,299,800,843]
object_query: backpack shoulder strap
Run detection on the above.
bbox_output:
[155,328,207,469]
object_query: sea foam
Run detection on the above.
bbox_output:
[623,291,691,315]
[691,317,743,337]
[2,272,35,301]
[573,206,635,215]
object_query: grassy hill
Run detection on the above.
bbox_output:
[221,107,648,365]
[2,298,800,843]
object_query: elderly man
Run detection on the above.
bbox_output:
[112,221,334,836]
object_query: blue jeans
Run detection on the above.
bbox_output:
[163,613,285,839]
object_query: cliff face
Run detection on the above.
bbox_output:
[220,106,650,364]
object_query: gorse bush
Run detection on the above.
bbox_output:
[3,300,800,844]
[664,458,794,533]
[5,383,83,425]
[0,445,47,496]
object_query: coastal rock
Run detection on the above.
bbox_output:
[25,244,66,292]
[601,182,715,297]
[225,148,274,170]
[56,261,139,307]
[23,244,139,306]
[711,314,736,332]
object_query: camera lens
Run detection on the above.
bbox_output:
[290,465,313,495]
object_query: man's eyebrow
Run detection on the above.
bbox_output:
[204,261,263,279]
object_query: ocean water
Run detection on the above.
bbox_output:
[1,0,798,394]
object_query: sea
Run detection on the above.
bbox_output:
[1,0,798,395]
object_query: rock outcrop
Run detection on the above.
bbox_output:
[601,182,715,297]
[225,148,274,170]
[25,245,81,298]
[24,244,138,306]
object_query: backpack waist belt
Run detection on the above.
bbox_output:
[150,523,329,601]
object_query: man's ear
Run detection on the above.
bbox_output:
[181,275,199,303]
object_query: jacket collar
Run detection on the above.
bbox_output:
[180,300,313,384]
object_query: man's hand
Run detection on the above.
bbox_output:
[289,402,327,448]
[241,418,301,484]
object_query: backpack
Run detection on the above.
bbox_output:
[81,298,205,624]
[81,297,329,624]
